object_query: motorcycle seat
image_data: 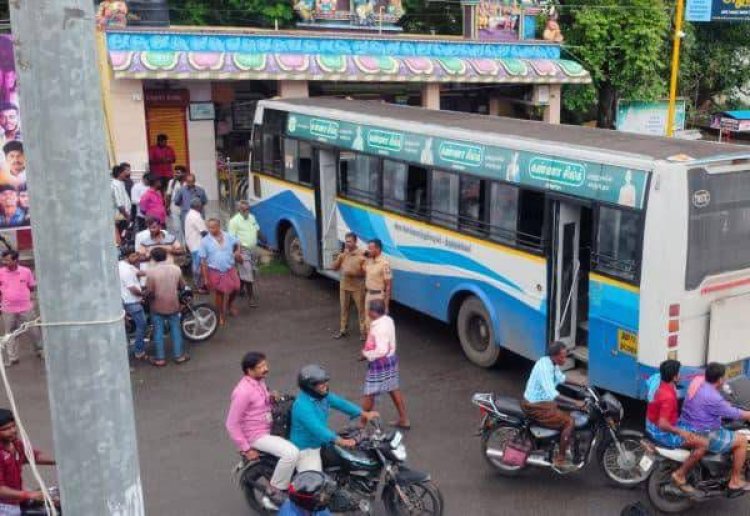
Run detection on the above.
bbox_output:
[494,396,525,418]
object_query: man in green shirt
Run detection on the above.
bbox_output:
[228,200,261,307]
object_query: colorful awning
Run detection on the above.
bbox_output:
[106,29,591,85]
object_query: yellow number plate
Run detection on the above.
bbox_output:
[727,361,744,379]
[617,329,638,357]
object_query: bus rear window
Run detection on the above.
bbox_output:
[687,168,750,289]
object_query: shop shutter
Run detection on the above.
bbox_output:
[145,106,189,171]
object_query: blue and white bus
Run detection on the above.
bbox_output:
[248,97,750,398]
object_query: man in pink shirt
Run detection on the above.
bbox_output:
[0,251,41,366]
[148,134,176,183]
[138,176,167,226]
[226,352,299,506]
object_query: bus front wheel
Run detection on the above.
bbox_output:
[283,227,314,278]
[457,296,500,367]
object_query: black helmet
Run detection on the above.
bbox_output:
[298,364,330,399]
[288,471,336,511]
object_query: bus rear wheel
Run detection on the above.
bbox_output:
[457,296,500,367]
[283,226,314,278]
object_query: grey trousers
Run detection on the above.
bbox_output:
[2,310,41,362]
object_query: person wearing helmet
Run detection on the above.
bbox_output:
[278,471,335,516]
[291,365,379,472]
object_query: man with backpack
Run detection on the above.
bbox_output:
[226,352,299,506]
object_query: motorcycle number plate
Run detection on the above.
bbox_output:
[639,455,654,472]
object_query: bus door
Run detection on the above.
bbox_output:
[551,201,581,350]
[315,148,339,269]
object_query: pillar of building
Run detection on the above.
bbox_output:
[422,83,441,110]
[541,84,562,124]
[278,80,309,99]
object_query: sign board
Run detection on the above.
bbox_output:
[0,36,29,231]
[615,100,686,137]
[286,113,649,209]
[189,102,216,121]
[144,89,190,106]
[710,115,750,133]
[686,0,750,21]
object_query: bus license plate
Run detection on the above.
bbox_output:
[727,361,744,379]
[639,455,654,472]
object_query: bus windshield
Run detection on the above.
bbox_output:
[687,167,750,289]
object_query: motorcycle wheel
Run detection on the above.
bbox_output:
[597,436,651,488]
[646,461,694,514]
[239,466,272,515]
[482,426,526,476]
[383,480,443,516]
[181,303,218,342]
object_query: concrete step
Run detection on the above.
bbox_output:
[571,346,589,364]
[566,367,589,387]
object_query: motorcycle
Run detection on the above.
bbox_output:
[125,286,219,343]
[471,385,651,487]
[646,382,750,513]
[235,419,443,515]
[20,486,61,515]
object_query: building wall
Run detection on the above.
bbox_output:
[184,82,218,201]
[110,79,149,170]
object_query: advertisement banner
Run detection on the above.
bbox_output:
[287,113,648,209]
[0,36,29,230]
[686,0,750,22]
[615,100,686,137]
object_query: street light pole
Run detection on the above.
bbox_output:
[666,0,685,137]
[8,2,145,514]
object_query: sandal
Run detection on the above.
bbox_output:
[671,473,698,495]
[174,355,191,365]
[149,358,167,367]
[390,421,412,430]
[133,352,147,361]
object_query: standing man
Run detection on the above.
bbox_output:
[330,232,366,340]
[184,198,208,293]
[0,250,42,365]
[119,247,147,361]
[130,173,150,231]
[362,239,392,331]
[139,176,167,227]
[173,173,207,232]
[165,165,187,245]
[228,200,260,307]
[111,164,130,246]
[200,219,242,325]
[120,162,134,198]
[148,133,176,188]
[145,247,188,366]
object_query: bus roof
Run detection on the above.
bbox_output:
[267,98,750,164]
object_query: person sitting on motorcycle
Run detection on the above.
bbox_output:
[226,352,299,507]
[521,342,585,472]
[679,362,750,492]
[278,470,336,516]
[645,359,708,495]
[290,364,379,472]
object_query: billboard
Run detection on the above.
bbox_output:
[686,0,750,22]
[0,36,29,230]
[615,100,687,137]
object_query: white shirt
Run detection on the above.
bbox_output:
[118,260,141,304]
[363,314,397,361]
[184,209,207,253]
[111,178,130,211]
[131,182,149,215]
[167,178,183,208]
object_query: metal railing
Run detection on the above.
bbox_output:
[217,158,249,214]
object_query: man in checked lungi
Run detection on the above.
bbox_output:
[360,299,410,430]
[228,200,261,308]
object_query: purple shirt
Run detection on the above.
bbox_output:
[679,382,742,432]
[225,376,272,452]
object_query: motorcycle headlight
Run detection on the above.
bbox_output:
[392,444,407,462]
[391,431,403,449]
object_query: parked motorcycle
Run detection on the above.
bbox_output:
[125,286,219,343]
[646,383,750,513]
[471,385,651,487]
[236,419,443,515]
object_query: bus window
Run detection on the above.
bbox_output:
[383,160,428,217]
[298,141,313,185]
[344,154,381,205]
[262,132,283,177]
[459,176,487,234]
[518,190,545,250]
[595,206,641,282]
[284,139,299,182]
[431,170,459,228]
[489,182,519,244]
[251,126,262,172]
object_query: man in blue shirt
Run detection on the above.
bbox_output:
[291,365,378,472]
[521,341,584,472]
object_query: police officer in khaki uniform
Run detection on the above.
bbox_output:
[362,238,392,330]
[330,232,366,340]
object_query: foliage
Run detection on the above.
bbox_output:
[400,0,462,35]
[559,0,670,128]
[168,0,294,28]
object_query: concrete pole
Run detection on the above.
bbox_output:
[8,2,145,515]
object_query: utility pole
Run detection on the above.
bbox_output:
[8,2,145,514]
[666,0,685,137]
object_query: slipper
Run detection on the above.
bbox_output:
[728,483,750,494]
[390,421,411,430]
[133,353,148,361]
[174,355,191,365]
[149,358,167,367]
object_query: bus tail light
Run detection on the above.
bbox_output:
[668,335,678,348]
[669,304,680,317]
[668,319,680,333]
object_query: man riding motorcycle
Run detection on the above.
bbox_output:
[679,362,750,493]
[278,471,336,516]
[521,342,585,472]
[645,360,708,496]
[290,365,378,472]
